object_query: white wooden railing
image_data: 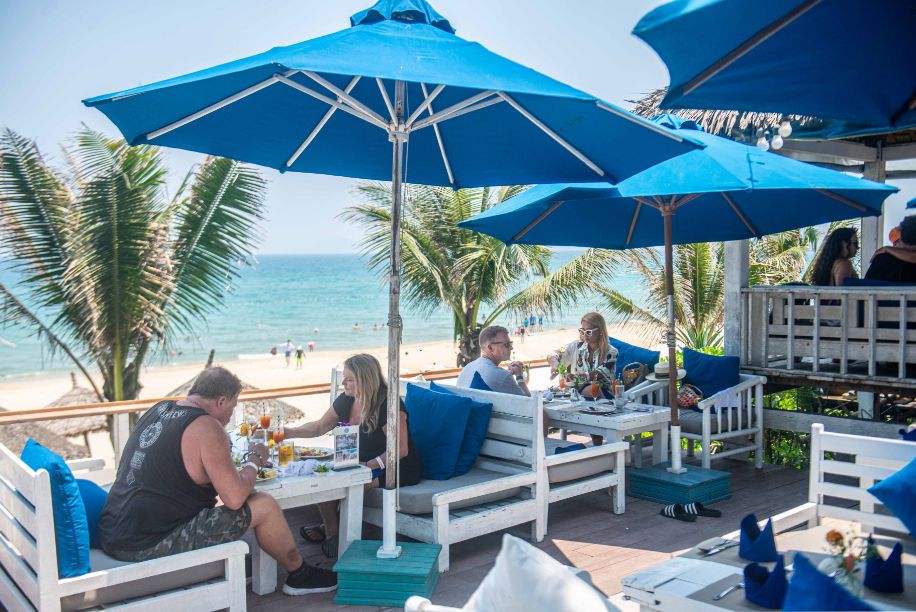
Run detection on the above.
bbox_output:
[742,285,916,382]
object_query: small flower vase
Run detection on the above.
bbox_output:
[817,556,864,597]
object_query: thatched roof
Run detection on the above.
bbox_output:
[42,376,108,437]
[167,377,304,422]
[629,87,817,141]
[0,407,89,460]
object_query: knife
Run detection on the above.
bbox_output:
[701,541,739,556]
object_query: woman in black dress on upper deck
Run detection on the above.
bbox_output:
[284,353,422,557]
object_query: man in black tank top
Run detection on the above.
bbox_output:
[99,367,336,596]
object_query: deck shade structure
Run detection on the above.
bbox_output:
[460,115,898,473]
[83,0,699,558]
[633,0,916,138]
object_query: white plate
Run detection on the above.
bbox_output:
[296,446,334,461]
[579,406,615,416]
[256,469,278,482]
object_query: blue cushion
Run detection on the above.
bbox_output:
[469,371,492,391]
[20,439,90,577]
[610,338,660,369]
[427,382,493,476]
[783,553,874,611]
[682,348,740,399]
[76,479,108,549]
[405,384,471,480]
[868,456,916,536]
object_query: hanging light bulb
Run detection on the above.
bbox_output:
[771,134,784,150]
[756,136,770,151]
[778,120,792,138]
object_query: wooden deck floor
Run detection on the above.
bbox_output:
[247,455,810,611]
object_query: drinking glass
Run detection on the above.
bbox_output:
[278,441,295,467]
[259,410,271,430]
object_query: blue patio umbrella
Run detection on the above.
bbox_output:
[84,0,699,558]
[460,115,898,472]
[633,0,916,138]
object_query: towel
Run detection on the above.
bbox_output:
[744,555,788,609]
[864,539,904,593]
[783,553,874,611]
[279,459,318,478]
[709,389,740,415]
[739,513,779,562]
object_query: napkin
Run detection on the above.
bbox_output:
[744,555,788,609]
[279,459,318,478]
[783,553,874,611]
[621,557,705,592]
[739,513,779,562]
[864,539,904,593]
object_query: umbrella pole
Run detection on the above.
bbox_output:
[379,80,406,560]
[662,207,686,474]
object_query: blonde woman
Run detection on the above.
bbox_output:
[285,353,422,557]
[553,312,618,398]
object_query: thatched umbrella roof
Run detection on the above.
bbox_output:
[167,377,305,423]
[629,87,818,141]
[42,374,108,437]
[0,406,90,460]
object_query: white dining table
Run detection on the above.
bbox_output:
[545,400,671,467]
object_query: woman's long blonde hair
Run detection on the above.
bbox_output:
[581,311,610,363]
[344,353,387,433]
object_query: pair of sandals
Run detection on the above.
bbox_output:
[299,524,338,558]
[659,502,722,522]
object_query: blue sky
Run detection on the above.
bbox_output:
[2,0,912,254]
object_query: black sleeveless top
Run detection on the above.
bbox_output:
[99,401,218,552]
[332,393,423,486]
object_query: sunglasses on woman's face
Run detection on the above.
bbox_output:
[578,327,599,337]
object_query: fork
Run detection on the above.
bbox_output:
[701,540,739,556]
[713,582,744,600]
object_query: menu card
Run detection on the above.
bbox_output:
[332,424,360,470]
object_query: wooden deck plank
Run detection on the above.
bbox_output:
[247,457,810,611]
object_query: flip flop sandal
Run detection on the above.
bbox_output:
[660,503,697,522]
[321,535,339,558]
[299,524,326,544]
[683,502,722,518]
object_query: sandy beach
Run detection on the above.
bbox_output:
[0,323,656,413]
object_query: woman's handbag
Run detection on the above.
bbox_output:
[620,362,647,388]
[676,383,704,409]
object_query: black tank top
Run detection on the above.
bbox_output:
[99,400,218,552]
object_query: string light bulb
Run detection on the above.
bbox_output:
[778,120,793,138]
[771,135,784,150]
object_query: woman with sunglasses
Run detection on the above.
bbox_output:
[552,312,618,398]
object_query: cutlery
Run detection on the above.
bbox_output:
[701,541,739,556]
[713,582,744,600]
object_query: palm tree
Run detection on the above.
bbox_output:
[0,127,266,401]
[341,184,621,365]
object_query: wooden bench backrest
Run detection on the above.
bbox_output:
[400,381,544,475]
[810,423,915,536]
[0,442,57,611]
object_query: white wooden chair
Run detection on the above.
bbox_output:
[0,443,247,611]
[630,373,766,469]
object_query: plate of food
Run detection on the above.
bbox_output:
[256,467,278,482]
[297,446,334,461]
[579,405,615,416]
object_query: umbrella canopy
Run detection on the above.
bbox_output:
[84,0,699,188]
[460,115,898,248]
[633,0,916,138]
[460,115,898,472]
[167,377,304,423]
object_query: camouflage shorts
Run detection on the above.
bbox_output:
[107,504,252,562]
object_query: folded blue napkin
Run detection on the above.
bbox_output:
[900,427,916,442]
[864,538,904,594]
[739,513,779,562]
[744,554,788,609]
[553,442,587,455]
[784,553,874,611]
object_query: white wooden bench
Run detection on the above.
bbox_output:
[0,443,247,611]
[630,373,766,469]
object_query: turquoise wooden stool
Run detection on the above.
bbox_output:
[334,540,441,607]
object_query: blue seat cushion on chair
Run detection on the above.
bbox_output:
[469,371,493,391]
[610,338,660,369]
[682,348,740,399]
[783,552,874,611]
[405,384,471,480]
[20,439,90,577]
[76,479,108,549]
[868,456,916,536]
[427,382,493,476]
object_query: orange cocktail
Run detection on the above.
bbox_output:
[558,377,566,389]
[260,414,271,430]
[272,428,285,443]
[590,381,600,397]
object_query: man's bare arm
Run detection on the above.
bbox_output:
[184,416,258,510]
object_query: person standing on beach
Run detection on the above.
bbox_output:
[98,367,337,595]
[538,310,544,332]
[313,327,320,336]
[457,326,529,396]
[307,340,315,353]
[529,313,537,333]
[295,345,305,369]
[284,339,294,367]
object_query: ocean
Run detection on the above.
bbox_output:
[0,253,647,379]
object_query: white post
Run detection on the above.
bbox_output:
[724,240,750,357]
[860,144,886,264]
